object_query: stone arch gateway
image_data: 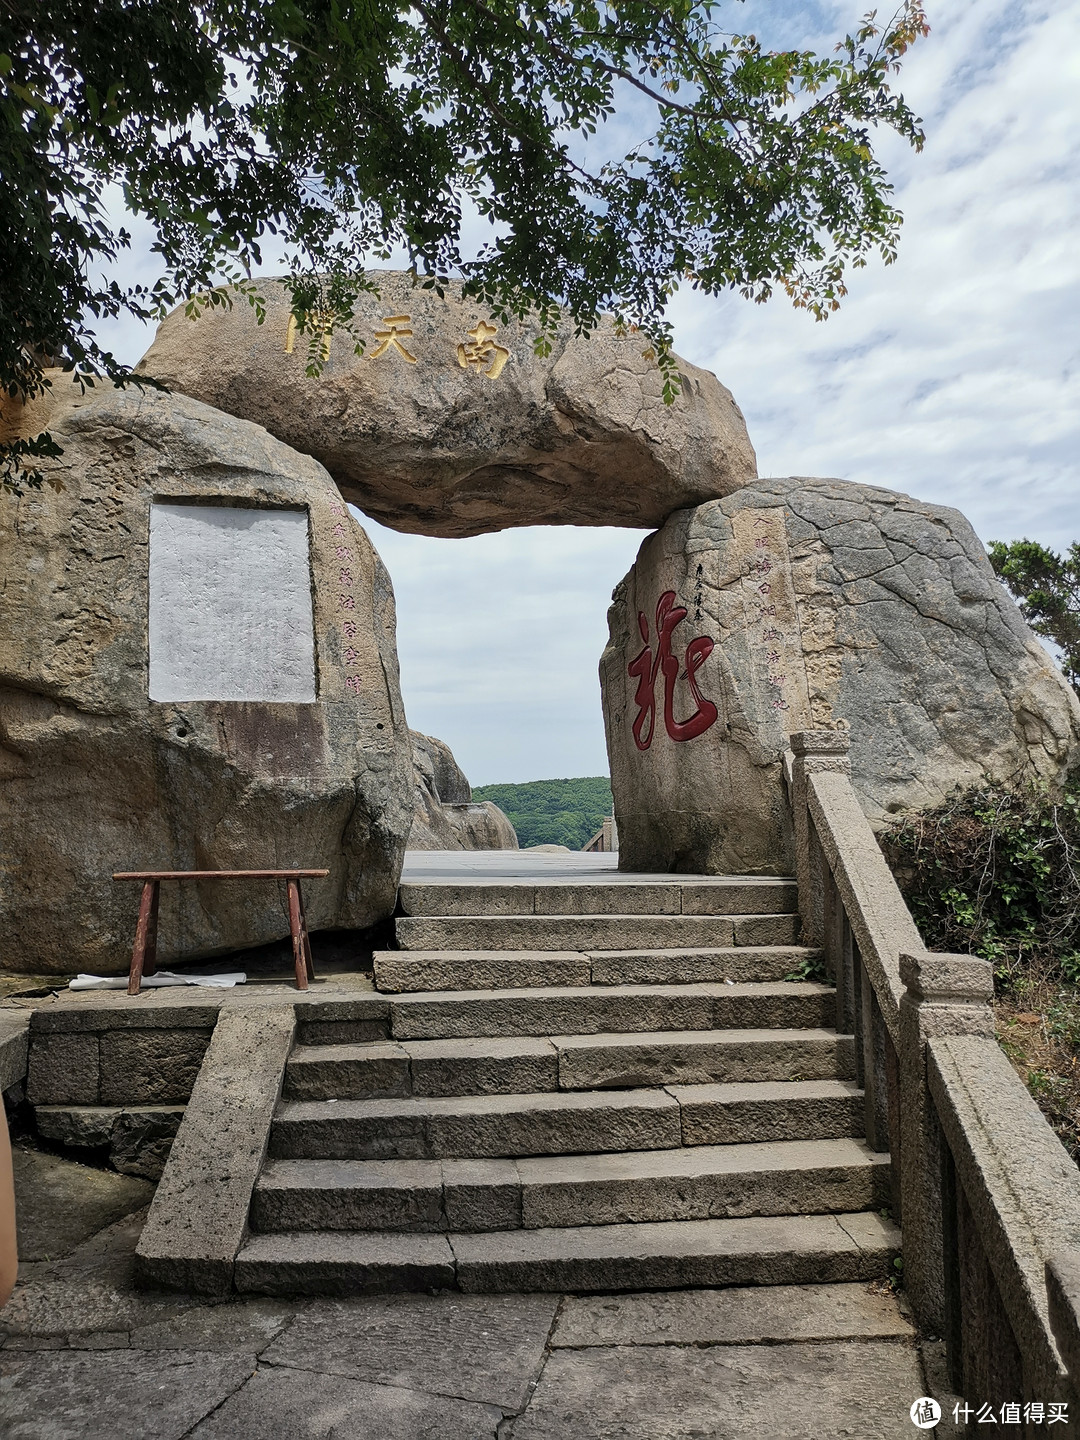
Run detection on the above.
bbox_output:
[3,270,1078,973]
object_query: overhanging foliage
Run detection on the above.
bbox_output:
[2,0,928,490]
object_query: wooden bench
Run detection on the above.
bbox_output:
[112,870,329,996]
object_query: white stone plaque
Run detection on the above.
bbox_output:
[149,503,316,702]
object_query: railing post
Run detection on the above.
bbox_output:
[789,730,851,947]
[1046,1253,1080,1412]
[898,950,995,1331]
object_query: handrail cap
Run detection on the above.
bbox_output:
[790,729,850,757]
[900,950,994,999]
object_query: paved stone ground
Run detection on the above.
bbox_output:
[0,1142,939,1438]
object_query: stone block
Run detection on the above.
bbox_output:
[405,1036,558,1096]
[296,1019,390,1044]
[1046,1252,1080,1393]
[515,1140,890,1228]
[509,1337,923,1439]
[588,947,810,985]
[0,1349,258,1439]
[252,1158,445,1233]
[395,914,738,951]
[535,884,681,915]
[710,982,833,1030]
[256,1290,560,1411]
[375,950,591,992]
[284,1042,410,1101]
[550,1281,914,1347]
[34,1103,115,1148]
[27,1031,99,1105]
[294,995,391,1046]
[679,881,798,916]
[31,994,225,1033]
[0,1013,29,1092]
[554,1029,848,1091]
[389,984,721,1040]
[135,1005,296,1294]
[99,1027,212,1105]
[234,1230,456,1295]
[442,1159,522,1232]
[423,1089,681,1160]
[672,1079,865,1145]
[110,1106,185,1180]
[452,1212,898,1293]
[271,1098,430,1160]
[271,1088,682,1161]
[184,1358,503,1439]
[398,881,534,915]
[733,914,801,946]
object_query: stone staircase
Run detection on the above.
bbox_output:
[234,871,899,1294]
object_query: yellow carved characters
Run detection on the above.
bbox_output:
[284,310,512,377]
[457,320,510,379]
[369,315,418,364]
[284,311,333,363]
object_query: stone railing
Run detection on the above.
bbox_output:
[787,730,1080,1419]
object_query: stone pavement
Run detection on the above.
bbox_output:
[0,1142,938,1438]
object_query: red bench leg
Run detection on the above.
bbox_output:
[287,879,308,991]
[128,879,160,997]
[297,882,316,984]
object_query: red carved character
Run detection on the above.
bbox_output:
[627,590,719,750]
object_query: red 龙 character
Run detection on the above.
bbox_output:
[627,590,719,751]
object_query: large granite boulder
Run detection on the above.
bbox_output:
[601,477,1080,875]
[0,377,414,974]
[136,273,757,538]
[407,730,518,851]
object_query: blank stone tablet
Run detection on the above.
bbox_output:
[148,502,316,702]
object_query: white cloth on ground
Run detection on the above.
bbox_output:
[68,971,247,990]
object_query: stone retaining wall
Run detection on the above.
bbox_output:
[25,992,225,1179]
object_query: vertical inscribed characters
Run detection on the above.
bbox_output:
[329,500,365,698]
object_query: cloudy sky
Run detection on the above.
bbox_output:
[103,1,1080,786]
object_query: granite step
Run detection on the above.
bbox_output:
[373,946,821,993]
[271,1087,683,1161]
[552,1029,855,1091]
[394,913,799,952]
[250,1138,891,1234]
[234,1210,900,1296]
[397,878,798,918]
[385,981,835,1040]
[283,1029,855,1102]
[269,1079,864,1161]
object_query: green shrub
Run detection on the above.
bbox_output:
[878,777,1080,994]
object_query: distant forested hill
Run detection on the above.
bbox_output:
[472,777,613,850]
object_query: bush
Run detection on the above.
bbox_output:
[880,778,1080,1162]
[878,777,1080,994]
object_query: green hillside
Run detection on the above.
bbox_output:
[472,777,613,850]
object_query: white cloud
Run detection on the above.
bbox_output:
[92,1,1080,783]
[673,0,1080,554]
